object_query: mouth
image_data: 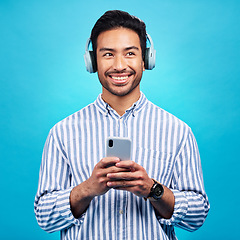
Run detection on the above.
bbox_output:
[107,71,134,85]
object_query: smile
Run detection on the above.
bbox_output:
[111,76,129,80]
[108,74,132,85]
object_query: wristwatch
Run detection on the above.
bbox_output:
[145,179,164,201]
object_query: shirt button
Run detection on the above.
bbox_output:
[119,210,123,214]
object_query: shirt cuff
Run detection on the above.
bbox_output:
[56,187,86,226]
[158,189,188,226]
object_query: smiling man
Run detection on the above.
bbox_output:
[97,27,145,115]
[34,10,210,240]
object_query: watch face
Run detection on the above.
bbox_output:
[155,185,163,197]
[152,182,164,200]
[149,180,164,200]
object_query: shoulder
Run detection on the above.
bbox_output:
[49,102,96,140]
[146,100,190,132]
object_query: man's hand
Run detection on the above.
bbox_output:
[70,157,130,218]
[71,158,174,220]
[106,160,175,219]
[86,157,127,197]
[106,160,153,198]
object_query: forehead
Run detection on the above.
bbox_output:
[96,28,141,50]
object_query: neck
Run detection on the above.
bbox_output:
[101,88,141,116]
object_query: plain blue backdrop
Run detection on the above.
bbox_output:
[0,0,239,239]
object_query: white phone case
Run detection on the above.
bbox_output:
[106,137,131,160]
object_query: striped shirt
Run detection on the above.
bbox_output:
[34,92,210,240]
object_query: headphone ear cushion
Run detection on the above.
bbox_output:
[84,50,97,73]
[145,48,150,69]
[145,47,156,70]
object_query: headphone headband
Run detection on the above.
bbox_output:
[84,33,156,73]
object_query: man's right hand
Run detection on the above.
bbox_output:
[86,157,123,197]
[70,157,129,218]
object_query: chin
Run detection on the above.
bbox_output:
[108,85,139,97]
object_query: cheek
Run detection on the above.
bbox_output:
[97,60,112,74]
[132,59,145,71]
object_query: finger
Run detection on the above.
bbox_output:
[107,180,150,197]
[115,160,139,170]
[94,166,131,181]
[97,157,120,168]
[101,165,131,177]
[107,179,138,188]
[107,170,142,180]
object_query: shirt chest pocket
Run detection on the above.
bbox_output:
[133,147,174,187]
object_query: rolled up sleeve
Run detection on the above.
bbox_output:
[34,129,85,233]
[158,129,210,231]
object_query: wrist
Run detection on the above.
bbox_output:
[71,181,95,204]
[144,179,164,201]
[70,181,94,219]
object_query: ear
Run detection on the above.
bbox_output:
[142,60,145,71]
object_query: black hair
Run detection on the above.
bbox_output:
[90,10,147,63]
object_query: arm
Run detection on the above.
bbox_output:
[34,129,92,233]
[34,130,127,230]
[34,131,79,233]
[107,163,175,219]
[70,157,124,218]
[106,129,210,231]
[159,129,210,231]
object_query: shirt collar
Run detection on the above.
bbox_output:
[94,92,148,117]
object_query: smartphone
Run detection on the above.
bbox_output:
[106,137,131,160]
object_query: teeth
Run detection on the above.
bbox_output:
[111,76,128,80]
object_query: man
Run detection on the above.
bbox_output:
[34,10,210,240]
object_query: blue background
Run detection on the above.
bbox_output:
[0,0,239,239]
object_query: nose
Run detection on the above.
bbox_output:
[113,55,127,71]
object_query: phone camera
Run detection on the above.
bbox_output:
[109,139,113,147]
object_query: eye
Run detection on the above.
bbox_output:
[126,52,135,56]
[103,52,113,57]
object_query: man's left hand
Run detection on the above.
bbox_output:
[106,160,153,198]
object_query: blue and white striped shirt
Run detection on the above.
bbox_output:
[34,92,209,240]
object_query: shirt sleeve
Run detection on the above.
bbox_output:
[158,128,210,231]
[34,129,85,233]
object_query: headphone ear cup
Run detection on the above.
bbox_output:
[145,33,156,70]
[84,50,97,73]
[84,37,97,73]
[145,47,156,70]
[84,50,93,73]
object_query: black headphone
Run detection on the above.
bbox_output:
[84,33,156,73]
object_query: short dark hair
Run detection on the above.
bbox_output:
[90,10,147,62]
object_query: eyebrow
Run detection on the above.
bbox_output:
[99,46,140,52]
[99,47,115,52]
[125,46,140,51]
